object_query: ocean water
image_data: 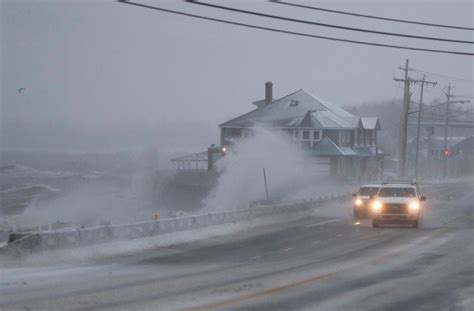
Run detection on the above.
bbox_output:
[0,150,162,235]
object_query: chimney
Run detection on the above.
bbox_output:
[265,81,273,105]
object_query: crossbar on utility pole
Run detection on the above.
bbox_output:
[414,75,437,181]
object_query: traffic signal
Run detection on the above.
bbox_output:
[443,148,449,157]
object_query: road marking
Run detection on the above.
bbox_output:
[284,248,293,252]
[305,219,343,228]
[250,256,262,260]
[312,240,321,245]
[182,227,450,311]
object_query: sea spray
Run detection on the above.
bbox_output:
[204,128,333,212]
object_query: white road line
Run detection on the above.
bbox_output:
[312,240,321,245]
[284,248,293,252]
[250,256,262,260]
[305,219,344,228]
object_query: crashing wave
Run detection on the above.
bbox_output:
[0,184,61,194]
[0,164,76,179]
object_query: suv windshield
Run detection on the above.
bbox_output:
[378,187,416,198]
[359,187,379,196]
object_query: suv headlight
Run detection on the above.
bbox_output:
[372,201,382,213]
[408,201,419,212]
[355,199,362,206]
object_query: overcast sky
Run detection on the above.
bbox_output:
[1,0,473,152]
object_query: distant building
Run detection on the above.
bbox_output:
[417,135,464,178]
[406,134,474,178]
[452,135,474,156]
[218,82,384,179]
[449,135,474,176]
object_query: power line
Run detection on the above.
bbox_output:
[189,0,474,45]
[116,1,474,56]
[410,68,474,84]
[408,115,474,123]
[273,0,474,31]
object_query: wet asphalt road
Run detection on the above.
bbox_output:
[0,181,473,311]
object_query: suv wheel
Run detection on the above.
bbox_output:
[413,220,419,228]
[372,220,379,228]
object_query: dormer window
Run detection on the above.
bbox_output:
[289,100,299,107]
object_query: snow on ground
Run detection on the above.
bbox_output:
[0,206,332,268]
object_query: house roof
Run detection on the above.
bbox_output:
[219,89,365,129]
[361,118,381,130]
[171,150,224,163]
[451,135,474,153]
[304,138,385,157]
[353,146,383,157]
[305,136,358,156]
[171,151,208,162]
[251,99,266,107]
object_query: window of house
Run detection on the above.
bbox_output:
[294,130,299,139]
[230,128,241,137]
[313,130,321,141]
[302,130,310,140]
[340,131,346,144]
[344,131,351,144]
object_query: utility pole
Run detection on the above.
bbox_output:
[394,59,410,178]
[443,84,453,178]
[426,127,434,178]
[394,59,433,178]
[414,75,437,180]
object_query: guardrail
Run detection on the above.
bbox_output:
[0,193,350,257]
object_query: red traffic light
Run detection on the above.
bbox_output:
[443,148,449,156]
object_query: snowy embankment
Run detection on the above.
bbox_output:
[0,194,349,261]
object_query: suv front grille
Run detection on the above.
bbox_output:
[383,203,409,214]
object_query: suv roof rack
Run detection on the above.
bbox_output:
[382,179,416,185]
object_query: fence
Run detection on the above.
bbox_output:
[0,193,350,257]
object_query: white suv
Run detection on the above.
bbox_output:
[371,181,426,228]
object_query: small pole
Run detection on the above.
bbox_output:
[414,75,424,181]
[414,75,437,180]
[443,85,451,178]
[400,58,410,178]
[263,168,269,201]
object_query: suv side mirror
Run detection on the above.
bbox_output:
[352,193,357,197]
[419,195,426,201]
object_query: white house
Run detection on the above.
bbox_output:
[218,82,384,179]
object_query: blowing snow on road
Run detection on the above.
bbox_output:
[1,180,472,311]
